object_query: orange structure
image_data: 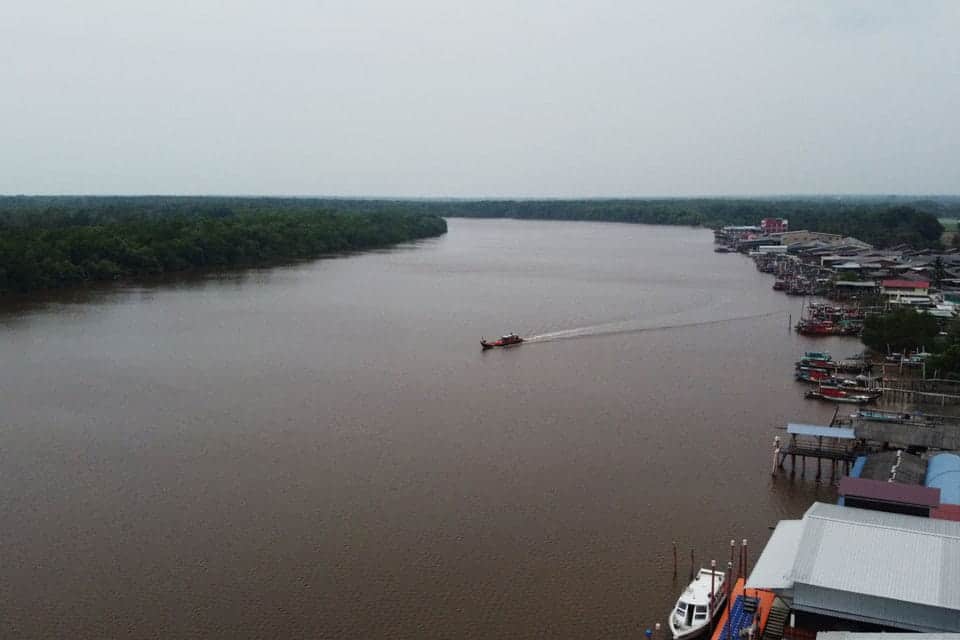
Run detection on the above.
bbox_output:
[708,578,777,640]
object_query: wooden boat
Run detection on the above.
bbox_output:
[819,378,881,395]
[855,409,913,423]
[795,369,831,384]
[668,568,727,640]
[481,334,524,350]
[805,388,874,404]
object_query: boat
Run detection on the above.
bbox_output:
[795,369,832,384]
[819,380,880,395]
[668,568,727,640]
[481,334,524,350]
[805,388,874,404]
[855,409,914,424]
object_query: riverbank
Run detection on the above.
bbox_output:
[0,206,447,294]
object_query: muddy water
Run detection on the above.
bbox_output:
[0,219,852,638]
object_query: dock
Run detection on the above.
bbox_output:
[708,578,777,640]
[773,424,862,480]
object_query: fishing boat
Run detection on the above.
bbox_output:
[819,378,881,395]
[855,409,913,423]
[668,568,727,640]
[481,334,524,350]
[795,369,832,384]
[805,387,874,404]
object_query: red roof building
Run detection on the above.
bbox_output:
[760,218,788,234]
[881,279,930,292]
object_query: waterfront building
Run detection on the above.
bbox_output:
[746,502,960,632]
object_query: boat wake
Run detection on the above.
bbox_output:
[524,310,785,344]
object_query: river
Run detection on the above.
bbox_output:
[0,218,855,638]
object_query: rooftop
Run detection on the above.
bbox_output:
[747,502,960,631]
[838,477,940,508]
[883,279,931,289]
[787,423,856,439]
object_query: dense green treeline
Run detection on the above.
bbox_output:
[0,203,446,293]
[1,194,956,293]
[1,196,956,250]
[415,198,951,248]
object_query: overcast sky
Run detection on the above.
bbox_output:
[2,1,958,197]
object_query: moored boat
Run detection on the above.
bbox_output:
[855,409,912,423]
[668,568,727,640]
[481,333,524,350]
[805,387,875,404]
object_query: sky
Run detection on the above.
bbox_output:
[1,1,958,197]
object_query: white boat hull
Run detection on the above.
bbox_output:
[667,568,728,640]
[668,591,727,640]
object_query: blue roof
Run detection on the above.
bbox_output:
[926,453,960,506]
[787,423,856,439]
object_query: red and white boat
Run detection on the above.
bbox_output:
[481,334,524,350]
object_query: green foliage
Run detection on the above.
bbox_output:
[0,194,955,293]
[0,201,446,294]
[408,198,949,249]
[861,308,940,354]
[928,318,960,377]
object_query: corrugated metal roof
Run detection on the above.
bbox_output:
[933,504,960,522]
[748,502,960,630]
[838,477,941,508]
[745,520,803,590]
[787,423,856,439]
[793,503,960,612]
[795,583,960,632]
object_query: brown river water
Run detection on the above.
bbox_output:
[1,218,856,639]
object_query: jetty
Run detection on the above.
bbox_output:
[773,424,862,480]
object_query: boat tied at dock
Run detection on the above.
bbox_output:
[805,386,876,404]
[668,568,727,640]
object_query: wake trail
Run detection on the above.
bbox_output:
[524,310,786,344]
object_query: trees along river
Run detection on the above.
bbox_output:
[0,201,447,293]
[0,195,952,294]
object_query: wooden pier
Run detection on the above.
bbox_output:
[772,424,863,482]
[876,371,960,406]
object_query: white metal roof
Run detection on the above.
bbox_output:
[794,503,960,609]
[745,520,803,590]
[747,502,960,631]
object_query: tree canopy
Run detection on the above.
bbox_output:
[861,308,941,354]
[0,199,446,294]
